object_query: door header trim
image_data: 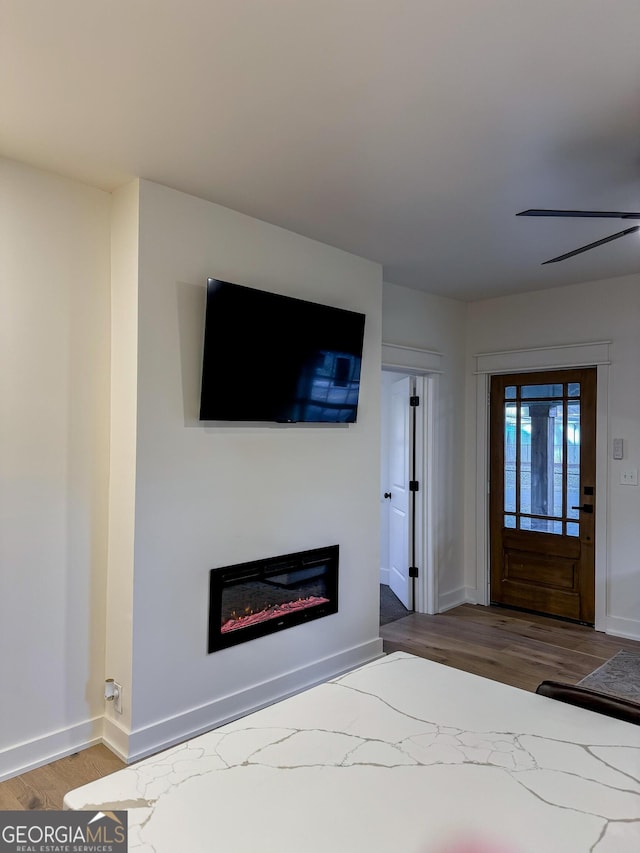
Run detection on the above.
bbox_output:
[382,342,443,375]
[474,341,610,375]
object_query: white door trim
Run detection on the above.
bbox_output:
[474,341,611,375]
[472,342,610,632]
[414,374,438,615]
[382,341,443,375]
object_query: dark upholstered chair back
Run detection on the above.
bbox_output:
[535,680,640,726]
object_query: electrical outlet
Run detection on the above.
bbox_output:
[620,468,638,486]
[105,678,123,714]
[113,682,123,714]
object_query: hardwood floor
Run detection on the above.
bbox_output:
[3,603,640,811]
[0,744,124,812]
[381,603,640,691]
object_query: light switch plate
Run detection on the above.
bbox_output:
[613,438,624,460]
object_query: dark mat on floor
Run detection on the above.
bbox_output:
[380,584,410,625]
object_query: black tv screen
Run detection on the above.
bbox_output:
[199,279,366,423]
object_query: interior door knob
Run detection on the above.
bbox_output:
[384,492,392,499]
[571,504,593,513]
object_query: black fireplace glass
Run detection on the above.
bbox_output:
[208,545,339,652]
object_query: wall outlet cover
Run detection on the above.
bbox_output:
[620,468,638,486]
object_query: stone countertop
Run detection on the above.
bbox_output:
[65,652,640,852]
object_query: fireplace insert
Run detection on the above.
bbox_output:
[208,545,339,652]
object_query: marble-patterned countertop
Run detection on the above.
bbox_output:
[65,652,640,852]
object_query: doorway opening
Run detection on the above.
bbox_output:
[380,370,436,620]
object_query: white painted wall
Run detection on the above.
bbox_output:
[382,282,467,610]
[0,159,111,779]
[465,273,640,638]
[109,180,383,758]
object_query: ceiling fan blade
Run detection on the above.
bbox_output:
[541,225,640,264]
[518,209,640,220]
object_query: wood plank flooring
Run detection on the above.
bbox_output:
[380,603,640,691]
[0,744,124,812]
[2,603,639,811]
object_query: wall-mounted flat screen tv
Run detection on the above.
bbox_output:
[199,279,366,423]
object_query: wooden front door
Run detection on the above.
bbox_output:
[490,368,596,624]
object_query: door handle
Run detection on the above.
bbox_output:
[384,492,392,500]
[571,504,593,513]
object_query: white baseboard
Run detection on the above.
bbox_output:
[462,586,481,605]
[438,586,467,613]
[605,615,640,642]
[0,717,103,783]
[1,641,385,779]
[101,716,130,763]
[123,638,384,764]
[379,568,390,585]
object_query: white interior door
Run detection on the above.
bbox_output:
[388,376,413,608]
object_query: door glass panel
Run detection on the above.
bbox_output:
[566,522,579,537]
[519,405,531,513]
[521,384,563,399]
[504,403,517,512]
[502,382,583,537]
[549,403,563,518]
[567,402,580,519]
[518,402,563,518]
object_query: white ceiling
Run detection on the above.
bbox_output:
[2,0,640,300]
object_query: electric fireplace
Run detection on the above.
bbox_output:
[208,545,339,652]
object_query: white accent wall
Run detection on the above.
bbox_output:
[0,159,111,779]
[382,282,467,611]
[465,273,640,639]
[107,180,383,760]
